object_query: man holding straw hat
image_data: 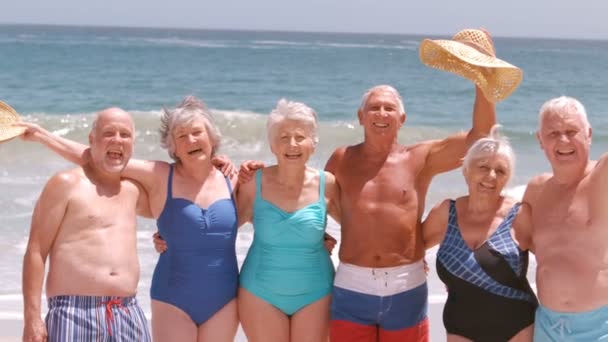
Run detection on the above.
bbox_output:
[326,28,521,342]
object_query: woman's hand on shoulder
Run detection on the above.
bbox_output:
[238,160,265,185]
[211,154,238,178]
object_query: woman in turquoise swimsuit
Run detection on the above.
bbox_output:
[236,99,341,341]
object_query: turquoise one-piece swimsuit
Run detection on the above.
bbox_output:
[239,169,335,315]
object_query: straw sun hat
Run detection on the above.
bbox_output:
[419,29,523,103]
[0,100,26,142]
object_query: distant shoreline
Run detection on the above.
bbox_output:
[1,22,606,42]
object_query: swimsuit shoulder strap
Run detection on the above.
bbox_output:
[318,169,326,206]
[255,169,263,201]
[166,164,175,199]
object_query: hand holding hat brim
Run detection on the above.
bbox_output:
[0,101,27,143]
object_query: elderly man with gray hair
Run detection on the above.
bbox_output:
[520,96,608,341]
[325,81,496,341]
[20,108,152,341]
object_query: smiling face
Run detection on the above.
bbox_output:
[537,109,592,169]
[358,90,406,138]
[270,119,316,165]
[89,108,134,174]
[464,153,511,196]
[172,117,214,163]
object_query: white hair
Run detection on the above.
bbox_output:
[159,96,222,161]
[463,125,515,183]
[359,85,405,113]
[538,96,590,130]
[266,98,319,145]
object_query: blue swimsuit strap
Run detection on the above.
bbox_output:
[223,173,236,206]
[166,164,175,199]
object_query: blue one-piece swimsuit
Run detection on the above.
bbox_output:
[150,164,238,325]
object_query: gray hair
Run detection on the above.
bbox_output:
[90,107,134,137]
[359,85,405,113]
[538,96,590,130]
[463,125,515,183]
[266,98,319,145]
[159,96,222,161]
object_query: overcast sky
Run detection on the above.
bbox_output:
[1,0,606,40]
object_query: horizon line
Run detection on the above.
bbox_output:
[1,22,607,42]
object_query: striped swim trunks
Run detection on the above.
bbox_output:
[46,295,151,342]
[330,261,429,342]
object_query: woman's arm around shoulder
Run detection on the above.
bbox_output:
[324,171,341,224]
[512,201,533,252]
[422,199,451,250]
[235,169,256,227]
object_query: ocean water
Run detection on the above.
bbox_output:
[1,24,607,338]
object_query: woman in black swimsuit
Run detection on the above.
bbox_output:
[423,126,537,342]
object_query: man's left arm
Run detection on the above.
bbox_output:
[423,86,496,175]
[591,154,608,223]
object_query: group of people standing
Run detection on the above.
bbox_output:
[11,28,608,342]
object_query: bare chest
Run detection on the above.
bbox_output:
[339,161,419,212]
[533,186,591,231]
[64,185,139,234]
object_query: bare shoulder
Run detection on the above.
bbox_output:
[46,168,85,191]
[424,198,452,224]
[523,172,551,201]
[409,139,435,154]
[323,170,338,196]
[594,153,608,173]
[528,172,552,187]
[327,145,350,161]
[326,144,359,173]
[431,198,451,216]
[323,170,336,185]
[422,198,452,249]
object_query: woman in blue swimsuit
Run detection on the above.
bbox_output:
[236,99,341,341]
[422,126,537,342]
[38,96,241,341]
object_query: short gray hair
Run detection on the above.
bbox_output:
[359,85,405,113]
[159,96,222,161]
[463,125,515,183]
[538,96,590,130]
[266,99,319,145]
